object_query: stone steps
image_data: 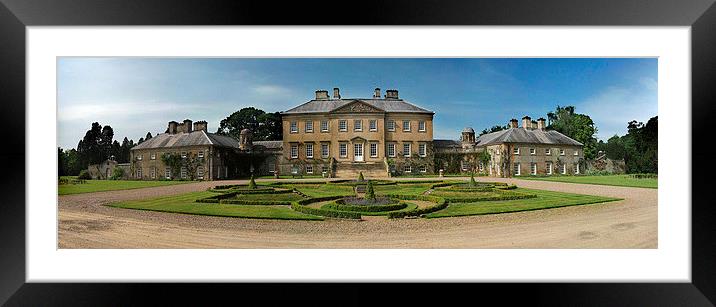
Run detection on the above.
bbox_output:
[333,162,388,178]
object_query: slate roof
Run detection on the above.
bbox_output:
[282,98,433,114]
[433,139,462,148]
[131,130,240,150]
[253,140,283,150]
[474,128,583,147]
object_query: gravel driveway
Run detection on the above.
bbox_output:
[58,177,657,248]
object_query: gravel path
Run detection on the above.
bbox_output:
[58,177,657,248]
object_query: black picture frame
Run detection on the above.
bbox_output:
[1,0,713,305]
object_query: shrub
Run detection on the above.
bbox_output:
[248,175,257,189]
[77,170,92,180]
[358,172,365,181]
[469,173,477,186]
[365,181,376,201]
[110,167,124,180]
[441,190,536,202]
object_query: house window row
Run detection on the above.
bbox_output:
[401,165,428,173]
[513,162,580,176]
[289,119,427,133]
[289,142,428,159]
[512,147,578,156]
[138,150,206,161]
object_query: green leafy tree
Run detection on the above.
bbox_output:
[161,153,183,179]
[604,135,627,160]
[479,124,509,136]
[623,116,658,174]
[216,107,283,141]
[547,106,598,159]
[365,181,376,201]
[110,167,124,180]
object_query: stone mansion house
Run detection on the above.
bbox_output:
[128,87,583,180]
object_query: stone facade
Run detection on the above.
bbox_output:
[434,116,585,178]
[87,159,131,180]
[279,88,434,178]
[129,120,280,180]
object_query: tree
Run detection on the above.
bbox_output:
[623,116,658,174]
[145,132,153,141]
[604,135,626,160]
[479,125,509,136]
[546,106,598,159]
[216,107,283,141]
[58,147,67,176]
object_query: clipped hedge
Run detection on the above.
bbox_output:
[219,199,293,205]
[323,201,407,213]
[213,184,273,190]
[442,190,536,203]
[381,194,448,219]
[267,181,327,186]
[496,184,518,190]
[195,192,239,203]
[220,189,295,195]
[291,202,361,220]
[327,179,396,186]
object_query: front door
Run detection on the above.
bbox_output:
[354,143,364,162]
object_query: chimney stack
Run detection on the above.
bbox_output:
[385,89,399,99]
[315,90,329,100]
[168,121,178,134]
[193,120,208,132]
[184,119,193,133]
[537,118,546,130]
[509,119,518,128]
[373,88,381,98]
[521,116,531,129]
[333,88,340,99]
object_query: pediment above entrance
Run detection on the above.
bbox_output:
[330,100,384,114]
[350,136,367,142]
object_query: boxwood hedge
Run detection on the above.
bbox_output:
[219,199,294,205]
[322,201,408,213]
[291,197,362,219]
[383,194,448,219]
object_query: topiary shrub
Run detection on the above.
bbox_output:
[77,170,92,180]
[365,181,376,201]
[358,172,364,182]
[469,173,477,186]
[248,175,257,189]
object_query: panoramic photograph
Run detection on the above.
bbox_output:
[57,57,658,248]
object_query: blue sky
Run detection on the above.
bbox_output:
[57,58,657,149]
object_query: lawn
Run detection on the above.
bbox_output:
[109,191,324,220]
[287,184,356,197]
[521,175,657,189]
[59,177,191,195]
[426,188,621,218]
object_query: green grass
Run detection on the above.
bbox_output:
[108,191,324,220]
[520,175,657,189]
[58,178,191,195]
[374,183,432,195]
[426,188,621,218]
[288,184,356,197]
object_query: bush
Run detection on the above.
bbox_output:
[358,172,364,181]
[365,181,376,201]
[110,167,124,180]
[77,170,92,180]
[248,175,257,189]
[441,190,536,202]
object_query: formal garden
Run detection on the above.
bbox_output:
[108,173,622,221]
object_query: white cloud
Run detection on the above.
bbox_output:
[577,85,657,140]
[639,77,658,91]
